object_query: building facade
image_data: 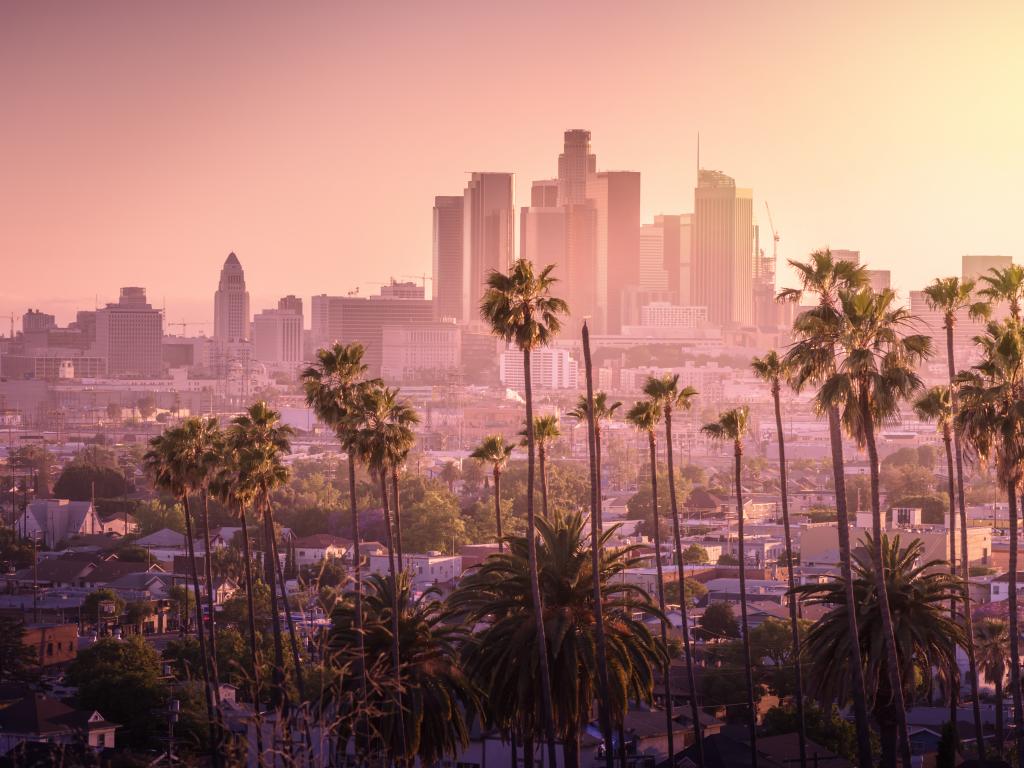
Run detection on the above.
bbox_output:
[213,252,251,342]
[92,287,163,377]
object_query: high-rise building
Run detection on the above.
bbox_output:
[531,179,559,207]
[692,170,754,326]
[587,171,641,334]
[520,205,567,275]
[500,345,578,390]
[831,249,861,266]
[432,195,465,322]
[278,295,303,321]
[381,321,462,384]
[380,280,425,299]
[22,310,56,334]
[93,287,163,377]
[463,173,514,324]
[214,252,251,341]
[639,224,670,292]
[252,308,303,363]
[963,254,1013,281]
[866,269,891,293]
[311,287,434,376]
[557,130,597,206]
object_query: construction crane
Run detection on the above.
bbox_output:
[764,201,779,263]
[167,321,210,336]
[402,274,433,289]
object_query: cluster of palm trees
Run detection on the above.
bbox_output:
[143,403,296,765]
[143,255,1024,768]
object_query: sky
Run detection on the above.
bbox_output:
[2,1,1024,328]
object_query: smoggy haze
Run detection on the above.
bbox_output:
[2,1,1023,324]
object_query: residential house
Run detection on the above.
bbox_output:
[15,500,103,548]
[0,693,119,756]
[293,534,351,568]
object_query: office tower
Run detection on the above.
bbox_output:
[311,286,434,376]
[93,287,163,376]
[831,249,861,266]
[866,269,891,293]
[531,179,559,207]
[639,224,670,291]
[381,321,462,384]
[463,173,514,324]
[214,252,251,341]
[963,254,1013,281]
[22,310,56,334]
[500,345,578,390]
[252,308,303,363]
[432,195,465,322]
[278,295,303,321]
[558,129,597,206]
[586,171,641,334]
[692,170,754,326]
[520,205,567,274]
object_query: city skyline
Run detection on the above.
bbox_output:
[3,1,1024,326]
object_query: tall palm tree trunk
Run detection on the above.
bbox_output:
[858,388,913,768]
[271,529,305,699]
[238,507,265,768]
[391,468,404,569]
[200,492,222,706]
[945,318,985,757]
[523,347,559,768]
[995,673,1005,756]
[771,385,806,767]
[493,468,504,553]
[538,444,549,519]
[1007,480,1024,768]
[346,456,369,760]
[582,323,615,768]
[826,406,874,768]
[646,431,675,761]
[182,494,221,765]
[595,423,603,529]
[378,471,408,763]
[261,498,287,711]
[940,427,960,727]
[733,443,758,768]
[664,406,703,764]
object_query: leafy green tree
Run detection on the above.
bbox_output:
[123,600,153,634]
[0,616,40,683]
[626,470,690,541]
[9,444,56,497]
[133,499,186,534]
[717,553,740,565]
[696,602,740,641]
[83,588,125,629]
[66,637,168,749]
[53,464,127,502]
[664,578,708,606]
[401,488,467,554]
[681,544,708,564]
[762,702,859,763]
[975,618,1009,755]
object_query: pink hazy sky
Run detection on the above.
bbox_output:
[2,1,1023,328]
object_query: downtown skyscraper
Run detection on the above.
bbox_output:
[692,170,754,326]
[462,172,514,324]
[432,195,465,321]
[214,252,251,341]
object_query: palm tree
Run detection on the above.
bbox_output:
[923,276,987,746]
[480,258,568,768]
[702,407,758,766]
[210,442,266,766]
[328,574,479,765]
[975,618,1009,756]
[470,435,515,552]
[977,263,1024,321]
[795,535,965,768]
[642,373,703,763]
[229,403,295,713]
[913,385,963,720]
[809,287,931,768]
[520,415,561,518]
[569,391,621,527]
[451,512,663,768]
[781,248,874,768]
[625,398,676,761]
[439,461,461,494]
[751,350,807,767]
[349,382,410,761]
[386,395,420,569]
[144,427,220,765]
[580,321,615,768]
[958,319,1024,767]
[301,342,375,755]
